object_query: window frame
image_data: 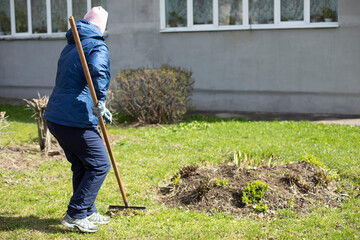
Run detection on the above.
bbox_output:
[1,0,94,39]
[160,0,339,32]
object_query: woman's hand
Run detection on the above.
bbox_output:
[91,101,112,124]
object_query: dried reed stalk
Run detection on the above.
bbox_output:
[0,111,11,149]
[0,111,9,132]
[24,93,51,154]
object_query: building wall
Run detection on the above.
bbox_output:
[154,1,360,114]
[0,0,359,114]
[0,40,63,99]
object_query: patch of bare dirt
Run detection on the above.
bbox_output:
[159,162,345,217]
[0,132,124,173]
[0,144,64,172]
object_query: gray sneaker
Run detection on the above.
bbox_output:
[87,212,111,225]
[62,213,98,233]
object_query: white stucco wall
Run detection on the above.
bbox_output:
[0,0,359,114]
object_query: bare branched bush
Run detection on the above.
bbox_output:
[24,93,51,154]
[108,65,195,124]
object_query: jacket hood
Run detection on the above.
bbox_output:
[66,19,105,44]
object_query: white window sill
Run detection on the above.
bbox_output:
[0,32,66,40]
[160,22,339,33]
[0,31,108,41]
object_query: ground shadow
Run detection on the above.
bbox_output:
[115,111,360,127]
[0,104,34,123]
[0,215,69,234]
[187,110,360,122]
[3,100,360,125]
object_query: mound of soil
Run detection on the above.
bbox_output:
[159,162,344,216]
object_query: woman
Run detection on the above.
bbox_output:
[44,6,112,233]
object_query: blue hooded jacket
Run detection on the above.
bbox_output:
[44,19,110,128]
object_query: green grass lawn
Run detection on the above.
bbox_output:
[0,104,359,239]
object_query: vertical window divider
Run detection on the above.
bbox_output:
[274,0,280,24]
[27,0,32,34]
[67,0,72,29]
[87,0,92,11]
[46,0,52,33]
[10,0,15,35]
[243,0,249,27]
[213,0,219,27]
[187,0,193,27]
[160,0,166,29]
[304,0,310,24]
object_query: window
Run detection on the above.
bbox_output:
[249,0,273,24]
[52,0,68,33]
[193,0,213,25]
[15,0,28,33]
[0,0,106,37]
[310,0,338,23]
[281,0,304,22]
[219,0,242,25]
[165,0,187,27]
[32,0,47,33]
[0,0,11,35]
[160,0,338,32]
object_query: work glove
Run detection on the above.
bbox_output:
[91,101,112,124]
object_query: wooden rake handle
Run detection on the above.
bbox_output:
[69,16,128,207]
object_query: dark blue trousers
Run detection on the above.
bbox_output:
[47,121,111,219]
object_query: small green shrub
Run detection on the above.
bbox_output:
[108,65,195,124]
[255,201,268,213]
[302,154,324,168]
[172,175,181,186]
[214,178,228,187]
[242,180,269,206]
